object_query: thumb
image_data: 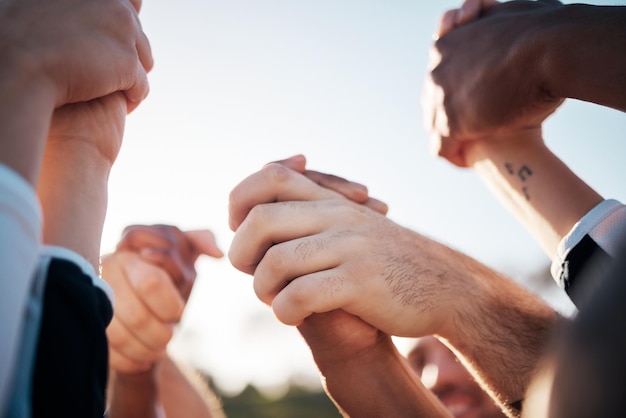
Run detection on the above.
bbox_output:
[184,230,224,259]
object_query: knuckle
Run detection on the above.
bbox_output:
[262,162,293,186]
[125,305,150,330]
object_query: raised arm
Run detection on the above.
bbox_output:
[299,311,452,418]
[228,161,559,417]
[465,131,603,259]
[104,225,224,418]
[423,0,626,167]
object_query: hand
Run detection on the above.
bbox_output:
[422,0,563,167]
[229,163,478,338]
[117,225,224,302]
[104,225,223,373]
[299,313,453,418]
[273,154,389,215]
[0,0,152,111]
[298,310,388,365]
[47,93,127,165]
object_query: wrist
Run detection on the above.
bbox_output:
[464,129,545,168]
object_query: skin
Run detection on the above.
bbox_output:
[422,0,626,167]
[102,163,387,418]
[103,225,224,418]
[0,0,151,414]
[0,0,152,185]
[464,132,603,260]
[407,337,506,418]
[228,159,558,417]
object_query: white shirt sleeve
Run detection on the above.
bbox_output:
[0,164,42,413]
[551,199,626,283]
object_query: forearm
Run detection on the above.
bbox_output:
[440,256,561,417]
[537,5,626,112]
[157,357,224,418]
[107,368,162,418]
[299,315,451,418]
[37,143,112,271]
[466,135,602,258]
[322,345,451,417]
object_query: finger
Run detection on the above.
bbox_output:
[136,27,154,73]
[271,154,307,173]
[252,231,344,305]
[138,247,196,302]
[229,163,343,231]
[109,348,153,374]
[271,156,381,210]
[436,9,459,38]
[117,225,200,299]
[430,134,470,168]
[303,170,369,204]
[124,64,150,114]
[229,200,331,274]
[271,267,357,326]
[184,230,224,259]
[118,225,176,252]
[107,317,169,366]
[122,255,186,322]
[129,0,142,13]
[456,0,498,27]
[363,197,389,215]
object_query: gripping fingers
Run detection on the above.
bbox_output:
[229,201,327,275]
[229,162,343,231]
[437,0,498,38]
[122,255,185,322]
[107,317,169,371]
[271,269,355,326]
[252,232,344,305]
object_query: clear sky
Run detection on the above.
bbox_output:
[101,0,626,395]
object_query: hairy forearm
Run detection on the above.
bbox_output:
[538,5,626,112]
[37,142,112,271]
[440,255,560,417]
[466,135,603,257]
[108,368,162,418]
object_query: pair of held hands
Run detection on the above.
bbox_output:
[1,0,153,166]
[107,152,470,374]
[105,154,400,373]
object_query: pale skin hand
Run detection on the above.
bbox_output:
[105,225,223,372]
[0,0,152,110]
[422,0,563,167]
[0,0,152,185]
[273,154,389,215]
[104,225,223,418]
[229,161,559,415]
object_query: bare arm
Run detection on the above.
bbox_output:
[105,226,224,418]
[465,131,603,258]
[37,94,127,270]
[228,162,560,417]
[424,1,626,167]
[299,311,452,418]
[158,357,225,418]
